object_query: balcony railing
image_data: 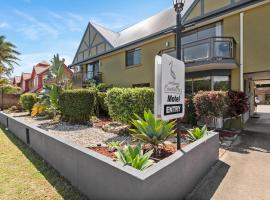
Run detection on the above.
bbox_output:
[72,72,103,87]
[182,37,236,64]
[160,37,236,65]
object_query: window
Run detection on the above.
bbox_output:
[185,76,230,94]
[126,48,142,67]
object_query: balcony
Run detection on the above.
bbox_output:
[165,37,238,72]
[72,72,103,88]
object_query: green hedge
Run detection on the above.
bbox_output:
[97,92,108,113]
[59,89,96,123]
[20,93,37,113]
[106,88,154,123]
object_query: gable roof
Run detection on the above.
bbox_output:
[32,62,50,77]
[21,73,31,81]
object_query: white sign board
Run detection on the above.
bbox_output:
[155,54,185,121]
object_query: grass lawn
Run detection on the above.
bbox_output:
[0,126,87,200]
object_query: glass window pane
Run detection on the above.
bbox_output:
[193,77,211,92]
[214,41,231,58]
[198,25,216,40]
[126,48,141,66]
[184,43,210,62]
[182,32,197,45]
[213,76,230,91]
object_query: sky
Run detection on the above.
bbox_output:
[0,0,194,77]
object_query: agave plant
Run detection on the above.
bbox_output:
[187,125,208,142]
[107,141,124,151]
[130,111,176,152]
[115,144,154,171]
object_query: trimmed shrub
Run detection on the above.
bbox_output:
[194,91,227,123]
[185,95,197,126]
[97,92,108,113]
[226,90,249,118]
[59,89,96,123]
[20,93,37,113]
[106,88,154,123]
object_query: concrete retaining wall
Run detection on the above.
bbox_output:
[0,112,219,200]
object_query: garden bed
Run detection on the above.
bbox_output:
[8,112,133,148]
[0,112,219,200]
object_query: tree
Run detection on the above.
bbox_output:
[0,35,20,77]
[0,78,20,110]
[47,54,65,85]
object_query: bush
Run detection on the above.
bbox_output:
[185,95,197,126]
[226,90,249,118]
[106,88,154,123]
[194,91,227,122]
[20,93,37,113]
[97,92,108,114]
[59,89,96,123]
[96,83,113,92]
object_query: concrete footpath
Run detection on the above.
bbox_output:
[187,112,270,200]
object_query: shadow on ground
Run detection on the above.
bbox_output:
[228,131,270,154]
[186,160,230,200]
[2,127,88,200]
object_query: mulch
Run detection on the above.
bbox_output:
[88,143,188,163]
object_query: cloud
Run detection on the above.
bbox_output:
[14,10,60,40]
[13,52,72,76]
[0,22,9,28]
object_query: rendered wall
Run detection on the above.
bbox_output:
[100,35,175,88]
[0,112,219,200]
[243,3,270,73]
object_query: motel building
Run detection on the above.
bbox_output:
[70,0,270,123]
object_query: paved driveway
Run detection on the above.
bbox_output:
[187,115,270,200]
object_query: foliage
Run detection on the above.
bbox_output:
[185,95,197,126]
[187,125,208,142]
[193,91,227,120]
[20,93,37,113]
[106,88,154,123]
[115,144,154,171]
[106,141,124,151]
[130,111,176,152]
[59,89,96,123]
[44,106,60,119]
[97,92,108,115]
[47,54,65,84]
[0,78,20,94]
[31,102,46,117]
[226,90,249,118]
[96,83,113,92]
[0,35,20,76]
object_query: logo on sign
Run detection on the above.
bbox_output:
[164,61,183,95]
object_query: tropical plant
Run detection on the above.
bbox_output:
[187,125,208,142]
[47,54,65,84]
[20,93,37,113]
[115,144,154,171]
[130,110,176,152]
[0,35,20,77]
[31,102,46,117]
[107,141,124,151]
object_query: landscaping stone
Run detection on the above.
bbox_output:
[102,122,130,135]
[9,112,133,148]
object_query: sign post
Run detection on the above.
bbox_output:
[155,54,185,149]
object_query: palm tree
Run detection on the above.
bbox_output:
[49,54,65,85]
[0,35,20,77]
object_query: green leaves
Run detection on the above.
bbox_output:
[106,88,154,124]
[130,111,176,150]
[0,35,20,76]
[115,144,154,171]
[20,93,37,113]
[187,125,208,142]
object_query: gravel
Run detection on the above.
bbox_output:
[9,112,132,148]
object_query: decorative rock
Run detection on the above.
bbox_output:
[102,122,130,135]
